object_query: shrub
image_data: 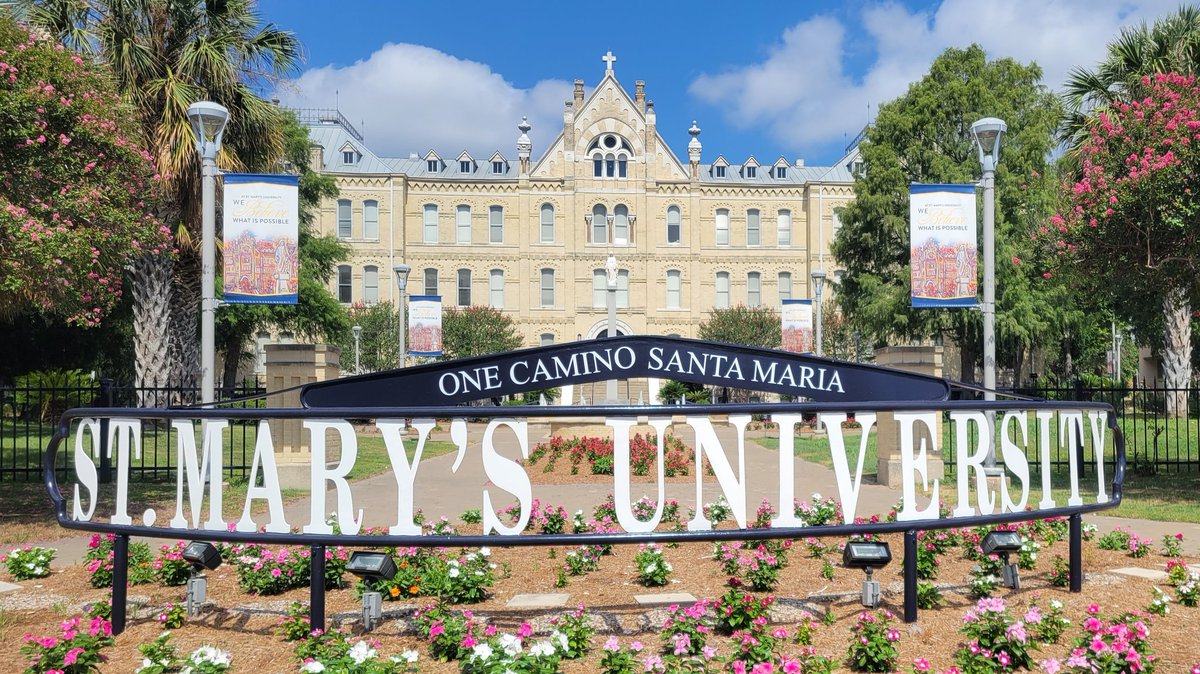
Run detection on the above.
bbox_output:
[20,616,113,674]
[155,603,185,629]
[1162,533,1184,557]
[954,597,1036,672]
[634,544,671,587]
[1,545,54,580]
[916,581,943,609]
[715,579,773,635]
[153,541,192,586]
[277,601,314,641]
[846,610,900,672]
[659,600,715,656]
[229,544,349,596]
[84,534,154,588]
[550,606,596,659]
[1096,528,1132,551]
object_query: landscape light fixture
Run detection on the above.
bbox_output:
[181,541,222,617]
[842,540,892,608]
[347,551,398,631]
[982,530,1023,589]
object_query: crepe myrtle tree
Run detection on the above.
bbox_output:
[698,304,780,402]
[441,305,524,361]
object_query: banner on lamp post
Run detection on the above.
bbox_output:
[222,173,300,304]
[407,295,442,357]
[781,299,814,354]
[909,183,977,308]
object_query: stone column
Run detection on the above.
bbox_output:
[874,346,945,488]
[265,344,342,488]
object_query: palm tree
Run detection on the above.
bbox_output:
[16,0,300,399]
[1060,5,1200,416]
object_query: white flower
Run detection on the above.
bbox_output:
[348,640,376,664]
[190,645,231,666]
[530,640,556,657]
[1050,600,1063,609]
[479,546,491,556]
[644,563,657,574]
[499,633,523,656]
[398,649,419,663]
[812,492,822,501]
[665,563,673,572]
[472,643,494,660]
[553,630,569,651]
[300,661,326,673]
[449,567,461,578]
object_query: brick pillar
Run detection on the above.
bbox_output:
[265,344,342,488]
[874,346,945,488]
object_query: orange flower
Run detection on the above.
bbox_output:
[409,585,419,595]
[389,586,400,597]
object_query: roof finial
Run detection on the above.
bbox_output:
[602,50,616,75]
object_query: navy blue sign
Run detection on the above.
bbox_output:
[301,335,952,407]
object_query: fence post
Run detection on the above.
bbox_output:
[112,534,129,635]
[903,529,918,623]
[98,379,114,484]
[310,544,326,633]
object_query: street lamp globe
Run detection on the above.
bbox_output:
[970,117,1007,171]
[187,101,230,160]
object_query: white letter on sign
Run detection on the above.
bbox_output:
[895,412,940,522]
[303,421,363,535]
[481,419,531,535]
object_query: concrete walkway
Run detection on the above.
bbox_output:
[31,422,1200,567]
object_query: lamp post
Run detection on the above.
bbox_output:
[393,265,410,369]
[811,268,827,356]
[604,253,619,404]
[972,116,1006,471]
[187,101,230,406]
[352,324,362,374]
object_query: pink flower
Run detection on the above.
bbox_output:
[63,647,85,665]
[913,658,930,671]
[603,636,620,652]
[630,641,643,652]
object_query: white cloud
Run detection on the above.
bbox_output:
[690,0,1182,156]
[278,43,571,159]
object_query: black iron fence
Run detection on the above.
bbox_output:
[0,378,265,482]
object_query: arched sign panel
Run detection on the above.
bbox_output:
[300,335,952,407]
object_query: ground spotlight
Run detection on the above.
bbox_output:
[842,540,892,608]
[181,541,222,617]
[982,530,1023,589]
[347,551,398,631]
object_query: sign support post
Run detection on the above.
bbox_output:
[112,534,129,635]
[903,529,918,623]
[1069,514,1083,592]
[310,544,326,632]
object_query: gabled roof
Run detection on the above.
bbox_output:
[712,155,729,167]
[743,155,760,168]
[772,156,790,168]
[456,150,475,163]
[489,151,507,163]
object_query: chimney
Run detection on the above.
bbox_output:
[635,80,645,113]
[573,79,585,109]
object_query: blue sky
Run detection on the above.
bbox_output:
[263,0,1177,167]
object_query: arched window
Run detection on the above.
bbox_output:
[456,205,471,244]
[715,271,730,308]
[363,265,379,304]
[747,272,761,307]
[540,203,555,242]
[337,265,352,303]
[666,270,681,309]
[337,199,352,239]
[363,200,379,240]
[588,134,633,179]
[489,269,504,308]
[456,269,471,306]
[613,204,629,244]
[540,333,555,346]
[715,209,730,246]
[423,204,438,243]
[777,209,792,247]
[747,209,761,246]
[666,205,681,244]
[591,204,608,244]
[778,272,792,301]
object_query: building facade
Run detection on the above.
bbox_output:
[301,57,855,348]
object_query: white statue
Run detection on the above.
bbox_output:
[605,254,619,288]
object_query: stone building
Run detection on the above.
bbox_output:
[299,55,856,350]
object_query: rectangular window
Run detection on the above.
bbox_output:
[747,272,761,307]
[540,204,555,242]
[714,165,726,178]
[363,266,379,304]
[342,150,355,164]
[666,270,681,309]
[460,160,472,173]
[427,159,439,172]
[778,272,792,301]
[489,269,504,308]
[337,200,351,239]
[540,333,555,346]
[456,205,471,244]
[489,205,503,243]
[493,161,505,174]
[617,270,629,309]
[363,200,379,240]
[337,265,352,304]
[745,166,757,178]
[456,269,471,307]
[423,204,438,243]
[777,210,792,247]
[715,209,729,246]
[747,209,760,246]
[715,272,730,308]
[423,268,438,296]
[667,206,681,244]
[775,166,787,179]
[592,270,606,308]
[540,268,555,307]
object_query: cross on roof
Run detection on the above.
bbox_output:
[602,50,616,74]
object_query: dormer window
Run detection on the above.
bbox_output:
[427,159,440,172]
[745,166,756,179]
[714,165,726,178]
[460,160,472,173]
[342,150,356,165]
[493,161,505,173]
[775,166,786,179]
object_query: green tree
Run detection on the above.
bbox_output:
[215,111,346,389]
[0,14,168,326]
[328,302,400,375]
[830,45,1062,383]
[441,306,523,361]
[698,304,781,349]
[18,0,301,392]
